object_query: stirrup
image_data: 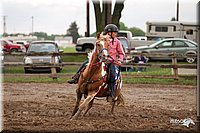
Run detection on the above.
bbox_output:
[67,73,80,84]
[67,79,77,84]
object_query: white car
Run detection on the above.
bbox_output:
[1,45,5,64]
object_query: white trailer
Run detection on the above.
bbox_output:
[145,21,198,43]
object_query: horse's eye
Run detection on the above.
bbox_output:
[97,44,100,46]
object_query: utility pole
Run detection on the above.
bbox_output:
[3,16,7,35]
[176,0,179,21]
[31,16,34,35]
[85,0,90,37]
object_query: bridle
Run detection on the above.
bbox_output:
[81,38,109,87]
[95,39,109,63]
[97,47,108,62]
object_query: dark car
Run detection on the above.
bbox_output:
[131,38,197,63]
[23,41,63,73]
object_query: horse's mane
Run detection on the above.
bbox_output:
[87,32,105,64]
[87,51,93,63]
[87,47,96,64]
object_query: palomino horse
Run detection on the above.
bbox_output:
[70,33,124,120]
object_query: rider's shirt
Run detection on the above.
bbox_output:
[108,38,125,63]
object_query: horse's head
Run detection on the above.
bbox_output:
[95,32,109,62]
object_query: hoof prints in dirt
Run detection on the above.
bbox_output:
[3,83,197,132]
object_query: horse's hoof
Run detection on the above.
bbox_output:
[70,117,77,120]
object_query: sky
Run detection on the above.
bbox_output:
[0,0,199,36]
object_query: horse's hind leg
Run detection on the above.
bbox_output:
[70,88,82,119]
[82,98,94,117]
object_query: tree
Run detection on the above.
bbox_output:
[119,22,128,30]
[129,27,145,36]
[66,21,80,43]
[92,0,125,33]
[119,22,145,36]
[32,32,48,39]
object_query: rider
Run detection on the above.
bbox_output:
[68,24,125,95]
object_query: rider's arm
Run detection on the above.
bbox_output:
[116,39,125,63]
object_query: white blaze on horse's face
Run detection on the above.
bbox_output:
[99,39,109,61]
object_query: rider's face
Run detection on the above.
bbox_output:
[108,32,117,38]
[111,32,117,38]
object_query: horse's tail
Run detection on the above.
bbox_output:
[116,92,125,106]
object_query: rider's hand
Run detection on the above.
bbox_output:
[115,61,122,66]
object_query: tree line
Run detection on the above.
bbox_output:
[2,21,145,43]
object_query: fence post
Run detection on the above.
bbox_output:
[51,54,58,80]
[172,52,178,80]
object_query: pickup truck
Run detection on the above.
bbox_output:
[76,31,156,52]
[0,39,26,53]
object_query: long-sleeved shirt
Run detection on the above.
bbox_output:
[108,38,125,63]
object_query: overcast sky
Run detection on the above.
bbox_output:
[0,0,199,36]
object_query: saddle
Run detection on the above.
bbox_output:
[81,63,121,101]
[94,63,122,101]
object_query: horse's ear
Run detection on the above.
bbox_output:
[97,32,104,39]
[96,32,101,39]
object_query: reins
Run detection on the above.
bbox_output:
[82,47,108,94]
[82,60,107,95]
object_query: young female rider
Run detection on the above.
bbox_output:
[68,24,125,92]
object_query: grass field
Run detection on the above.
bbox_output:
[60,47,77,53]
[2,65,197,86]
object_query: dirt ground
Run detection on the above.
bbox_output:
[3,83,198,132]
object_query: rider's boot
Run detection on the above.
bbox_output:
[67,73,80,84]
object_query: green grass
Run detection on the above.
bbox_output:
[59,47,88,62]
[122,67,172,75]
[59,47,77,53]
[3,74,196,86]
[62,55,87,62]
[3,76,61,83]
[3,65,197,86]
[3,66,25,73]
[123,77,196,85]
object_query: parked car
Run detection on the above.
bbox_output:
[1,45,5,64]
[15,40,30,51]
[131,38,197,63]
[0,39,26,53]
[76,31,155,52]
[23,41,63,73]
[117,37,131,53]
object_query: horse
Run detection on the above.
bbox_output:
[70,33,124,120]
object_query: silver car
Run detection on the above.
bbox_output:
[23,41,63,73]
[131,38,197,63]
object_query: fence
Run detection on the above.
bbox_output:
[2,52,197,80]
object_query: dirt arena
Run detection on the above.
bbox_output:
[3,83,198,132]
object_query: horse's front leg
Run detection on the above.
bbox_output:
[82,98,94,117]
[111,99,116,114]
[71,93,95,120]
[70,88,82,119]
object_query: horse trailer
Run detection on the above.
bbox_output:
[145,21,198,43]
